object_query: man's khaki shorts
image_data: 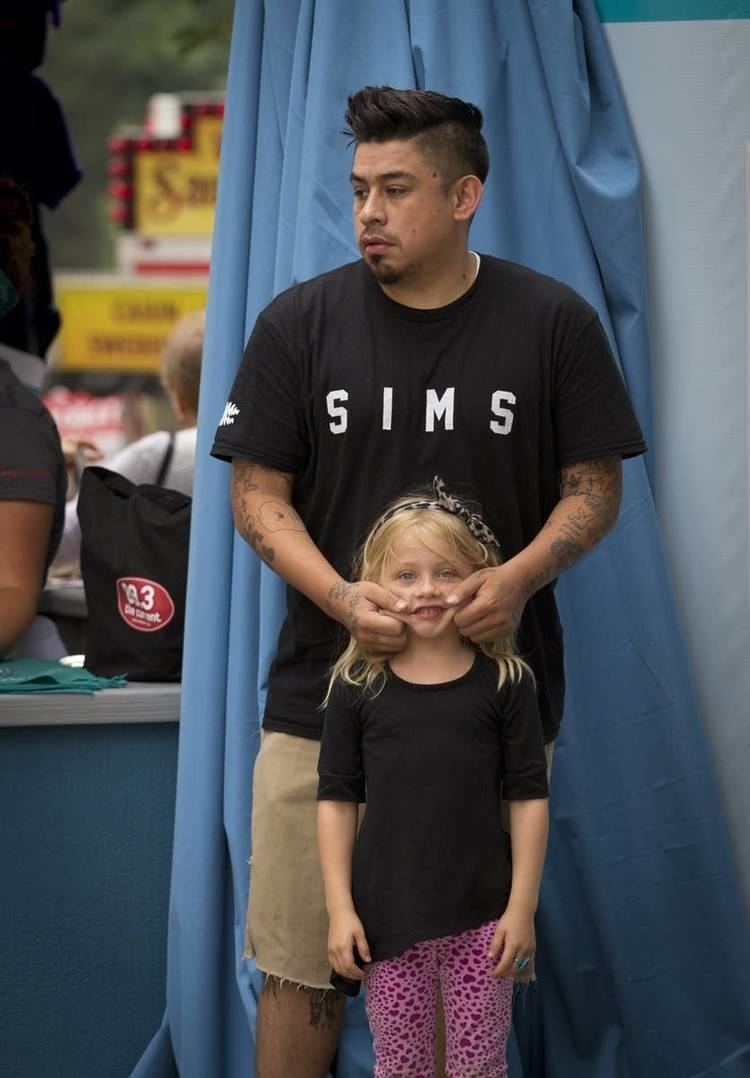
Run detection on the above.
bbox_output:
[245,731,333,990]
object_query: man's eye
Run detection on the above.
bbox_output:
[387,187,406,197]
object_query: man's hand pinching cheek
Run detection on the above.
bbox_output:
[374,610,408,637]
[445,579,477,612]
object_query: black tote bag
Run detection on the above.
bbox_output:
[77,465,191,681]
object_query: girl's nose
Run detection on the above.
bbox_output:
[416,576,439,596]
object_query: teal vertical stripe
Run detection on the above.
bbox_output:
[596,0,750,20]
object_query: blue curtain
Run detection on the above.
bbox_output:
[133,2,750,1076]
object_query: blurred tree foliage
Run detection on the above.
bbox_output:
[41,0,233,270]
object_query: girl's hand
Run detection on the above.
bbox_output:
[328,908,371,980]
[488,907,536,981]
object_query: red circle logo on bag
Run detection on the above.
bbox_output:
[116,576,175,632]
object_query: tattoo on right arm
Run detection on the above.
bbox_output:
[233,460,260,494]
[257,500,306,533]
[231,462,297,566]
[234,501,276,565]
[325,581,361,632]
[327,581,351,604]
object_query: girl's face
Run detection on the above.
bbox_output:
[381,533,474,641]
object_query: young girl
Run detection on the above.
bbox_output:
[317,479,549,1077]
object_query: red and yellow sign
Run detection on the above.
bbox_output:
[55,275,207,373]
[134,114,222,237]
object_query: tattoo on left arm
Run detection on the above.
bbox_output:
[552,456,622,573]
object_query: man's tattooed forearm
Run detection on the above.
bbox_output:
[348,592,362,633]
[325,581,361,631]
[519,569,549,603]
[230,463,297,565]
[233,494,275,565]
[546,457,622,577]
[550,536,585,571]
[257,500,306,533]
[327,581,352,604]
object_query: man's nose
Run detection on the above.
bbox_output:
[359,190,385,224]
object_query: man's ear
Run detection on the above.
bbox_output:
[452,175,483,221]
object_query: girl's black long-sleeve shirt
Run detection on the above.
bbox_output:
[317,654,549,962]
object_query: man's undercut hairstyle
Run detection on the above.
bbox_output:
[344,86,490,185]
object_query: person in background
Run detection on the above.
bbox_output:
[318,487,549,1077]
[0,176,66,658]
[0,1,81,358]
[53,307,205,572]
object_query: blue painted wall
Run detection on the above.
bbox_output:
[0,722,178,1078]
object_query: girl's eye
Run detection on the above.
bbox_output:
[439,569,458,578]
[398,571,415,581]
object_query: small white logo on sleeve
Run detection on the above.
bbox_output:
[219,400,240,427]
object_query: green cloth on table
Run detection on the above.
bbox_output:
[0,659,127,694]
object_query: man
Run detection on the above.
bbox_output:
[211,86,646,1077]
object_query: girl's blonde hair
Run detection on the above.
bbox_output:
[324,493,531,705]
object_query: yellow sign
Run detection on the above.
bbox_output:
[56,276,207,373]
[134,114,222,237]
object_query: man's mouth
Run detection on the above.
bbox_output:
[361,235,394,254]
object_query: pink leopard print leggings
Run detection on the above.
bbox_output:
[364,920,513,1077]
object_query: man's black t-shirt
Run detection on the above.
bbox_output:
[211,256,647,742]
[0,358,65,568]
[317,655,549,961]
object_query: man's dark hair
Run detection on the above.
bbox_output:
[344,86,490,184]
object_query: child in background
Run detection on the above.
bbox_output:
[317,479,549,1077]
[52,308,205,572]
